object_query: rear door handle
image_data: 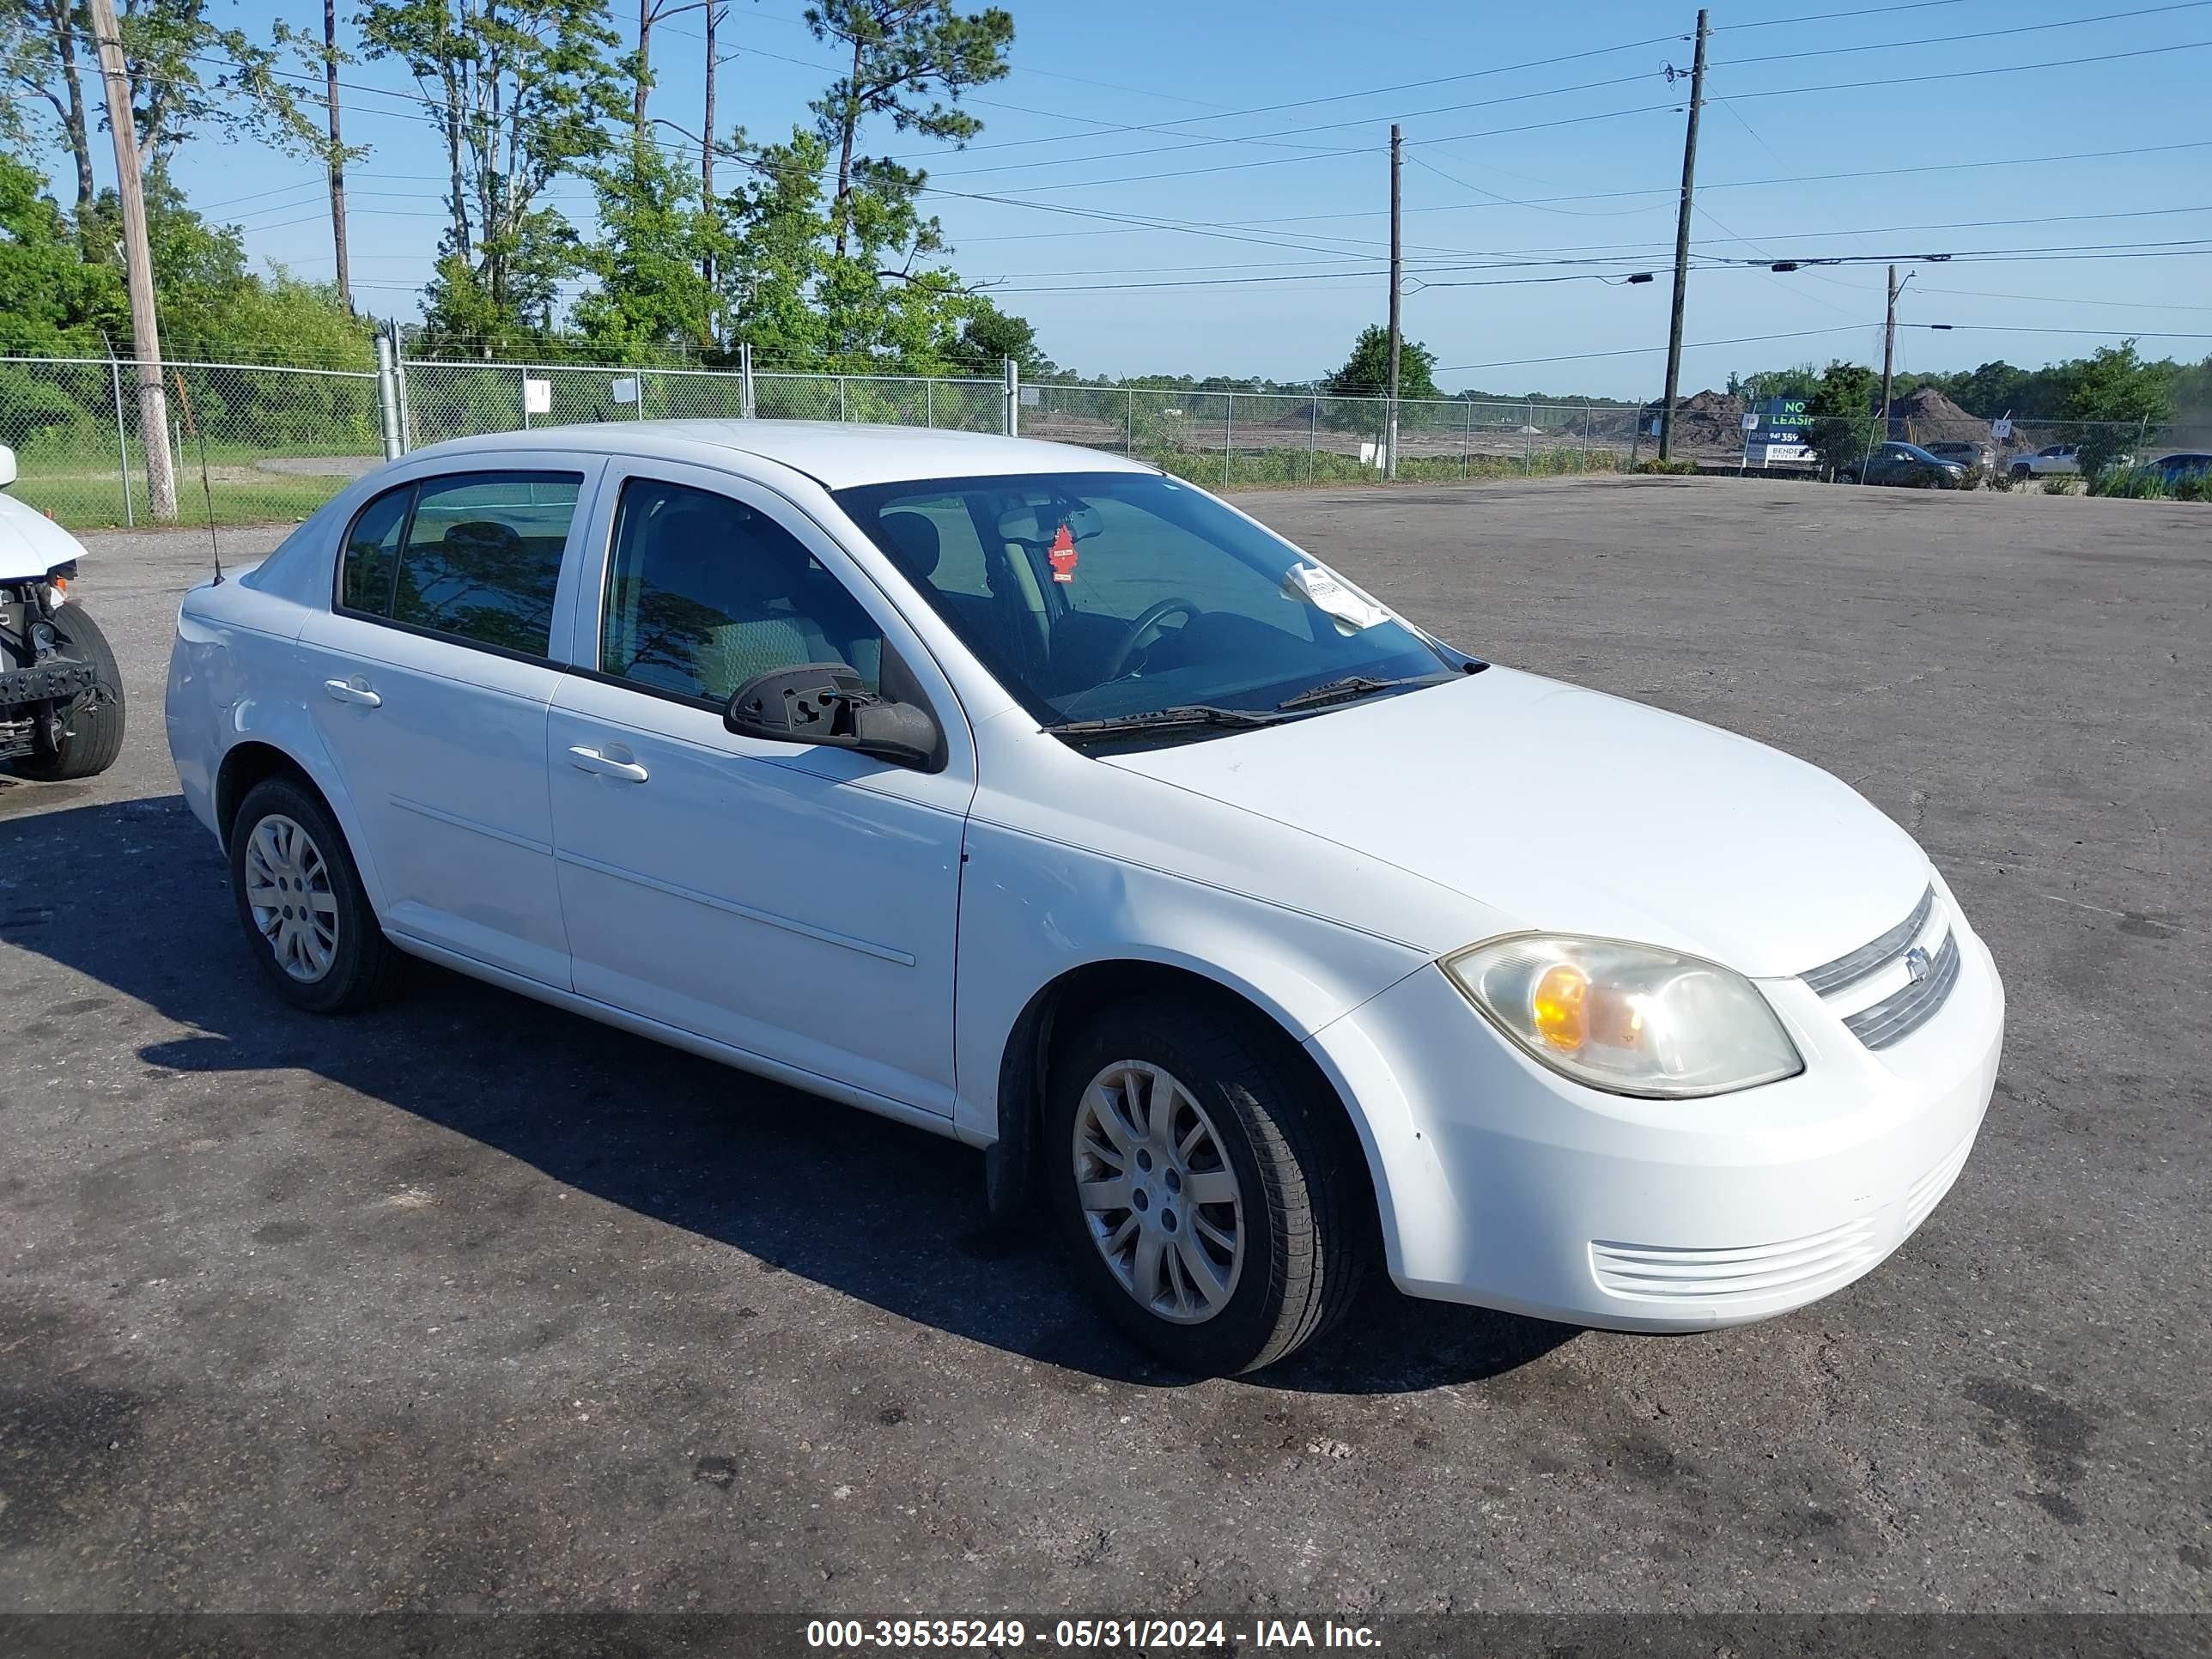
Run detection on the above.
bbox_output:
[568,745,649,783]
[323,678,381,708]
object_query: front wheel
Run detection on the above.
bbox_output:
[9,601,125,781]
[1044,994,1370,1374]
[228,776,398,1013]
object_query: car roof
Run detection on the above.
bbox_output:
[403,419,1154,490]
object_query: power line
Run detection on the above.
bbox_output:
[1712,39,2212,107]
[1715,0,2212,67]
[1713,0,1969,28]
[1434,327,1869,374]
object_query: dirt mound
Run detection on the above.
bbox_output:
[1887,386,1987,443]
[1640,389,1748,452]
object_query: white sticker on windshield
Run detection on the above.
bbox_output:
[1282,562,1389,635]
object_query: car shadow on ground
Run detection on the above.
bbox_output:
[2,793,1575,1394]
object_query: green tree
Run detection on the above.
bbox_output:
[949,300,1054,377]
[1325,324,1439,398]
[1804,359,1880,476]
[3,0,99,219]
[0,149,123,352]
[574,140,733,356]
[359,0,623,339]
[804,0,1012,258]
[2064,339,2173,477]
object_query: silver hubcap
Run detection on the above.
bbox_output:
[1073,1060,1244,1325]
[244,814,338,983]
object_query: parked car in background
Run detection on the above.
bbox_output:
[164,422,2004,1374]
[2146,452,2212,486]
[0,443,126,779]
[1923,441,1993,474]
[2010,444,2081,480]
[1837,441,1970,489]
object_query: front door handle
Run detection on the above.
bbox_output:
[568,745,649,783]
[324,678,381,708]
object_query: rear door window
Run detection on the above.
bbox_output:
[387,472,580,657]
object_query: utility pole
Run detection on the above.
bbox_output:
[1386,123,1402,479]
[1880,264,1911,441]
[325,0,352,313]
[1656,9,1708,464]
[87,0,176,521]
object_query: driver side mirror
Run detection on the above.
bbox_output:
[723,663,945,773]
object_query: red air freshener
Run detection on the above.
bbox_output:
[1047,522,1079,583]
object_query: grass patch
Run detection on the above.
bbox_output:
[14,468,348,530]
[1145,444,1626,491]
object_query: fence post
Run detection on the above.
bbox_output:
[1224,392,1233,487]
[635,369,647,419]
[520,365,532,430]
[1309,391,1316,483]
[740,342,756,419]
[837,376,847,422]
[926,377,934,429]
[387,319,414,452]
[106,353,134,526]
[1582,404,1592,471]
[1127,387,1136,456]
[1462,398,1473,481]
[1003,357,1019,436]
[374,333,403,459]
[1524,398,1534,474]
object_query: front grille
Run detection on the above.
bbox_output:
[1800,883,1960,1052]
[1802,885,1936,995]
[1842,928,1961,1050]
[1591,1216,1886,1304]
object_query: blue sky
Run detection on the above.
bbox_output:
[142,0,2212,395]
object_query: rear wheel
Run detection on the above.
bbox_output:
[1044,994,1369,1375]
[9,602,125,781]
[228,776,398,1013]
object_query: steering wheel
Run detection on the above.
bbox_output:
[1101,597,1202,682]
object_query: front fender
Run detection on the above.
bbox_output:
[951,815,1431,1149]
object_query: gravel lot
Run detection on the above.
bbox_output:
[3,474,2207,1616]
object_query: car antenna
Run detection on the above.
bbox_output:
[170,366,222,585]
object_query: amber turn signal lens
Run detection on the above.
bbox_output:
[1531,963,1588,1051]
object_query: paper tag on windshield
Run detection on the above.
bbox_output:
[1283,562,1389,634]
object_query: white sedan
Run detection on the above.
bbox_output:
[165,422,2003,1373]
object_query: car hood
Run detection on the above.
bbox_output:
[0,490,89,584]
[1103,666,1930,977]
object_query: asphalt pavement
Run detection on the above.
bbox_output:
[2,474,2206,1615]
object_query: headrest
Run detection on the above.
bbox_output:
[443,519,525,555]
[878,510,942,580]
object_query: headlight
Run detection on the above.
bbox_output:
[1441,934,1803,1098]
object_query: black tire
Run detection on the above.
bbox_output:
[10,601,125,781]
[1836,470,1858,486]
[2011,464,2033,481]
[228,775,398,1014]
[1044,993,1370,1375]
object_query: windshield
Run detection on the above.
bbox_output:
[835,471,1461,728]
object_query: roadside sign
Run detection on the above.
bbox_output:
[610,377,640,405]
[523,377,552,416]
[1741,412,1759,431]
[1991,416,2014,440]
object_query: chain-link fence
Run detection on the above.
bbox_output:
[0,356,385,528]
[8,349,2206,531]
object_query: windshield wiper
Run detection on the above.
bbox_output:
[1043,704,1285,743]
[1274,672,1455,712]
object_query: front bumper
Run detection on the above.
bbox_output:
[1306,908,2004,1332]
